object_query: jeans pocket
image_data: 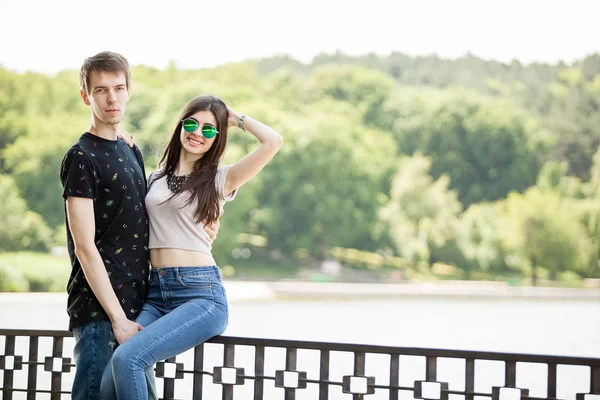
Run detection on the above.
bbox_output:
[214,283,229,316]
[177,274,213,289]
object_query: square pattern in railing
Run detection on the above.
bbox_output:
[1,330,599,400]
[0,333,76,400]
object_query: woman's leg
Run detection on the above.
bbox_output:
[110,286,228,400]
[135,307,163,400]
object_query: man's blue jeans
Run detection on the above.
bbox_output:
[100,266,229,400]
[72,321,115,400]
[72,320,156,400]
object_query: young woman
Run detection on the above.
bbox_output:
[100,95,283,399]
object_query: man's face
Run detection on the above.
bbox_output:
[81,70,130,126]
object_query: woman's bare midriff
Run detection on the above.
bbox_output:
[150,248,216,269]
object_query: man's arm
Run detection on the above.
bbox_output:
[203,211,221,243]
[66,196,142,343]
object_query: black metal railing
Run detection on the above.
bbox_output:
[1,329,599,399]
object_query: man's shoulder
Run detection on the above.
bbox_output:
[130,143,145,162]
[118,139,144,162]
[131,142,143,154]
[59,139,98,187]
[62,146,97,168]
[63,133,95,156]
[61,141,91,165]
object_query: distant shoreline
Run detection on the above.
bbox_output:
[1,280,599,302]
[270,281,600,301]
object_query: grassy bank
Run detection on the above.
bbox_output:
[0,252,70,292]
[1,252,593,292]
[0,252,302,292]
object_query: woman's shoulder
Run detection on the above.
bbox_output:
[217,164,233,173]
[216,164,237,201]
[216,164,234,182]
[148,168,165,184]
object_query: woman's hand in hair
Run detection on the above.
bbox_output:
[226,105,242,129]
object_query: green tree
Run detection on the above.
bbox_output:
[3,114,84,227]
[258,103,396,259]
[501,188,593,283]
[310,64,398,127]
[379,154,463,266]
[536,160,584,198]
[390,89,547,206]
[0,174,53,251]
[457,203,510,278]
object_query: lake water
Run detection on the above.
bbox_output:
[0,290,599,399]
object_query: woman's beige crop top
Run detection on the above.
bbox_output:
[146,166,237,254]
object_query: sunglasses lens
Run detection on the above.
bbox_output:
[202,125,217,139]
[183,119,198,133]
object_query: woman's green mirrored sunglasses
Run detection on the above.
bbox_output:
[182,118,218,139]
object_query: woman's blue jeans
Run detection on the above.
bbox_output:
[100,266,229,400]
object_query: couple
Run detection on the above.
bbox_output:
[60,51,283,399]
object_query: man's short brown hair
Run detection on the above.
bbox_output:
[79,51,131,94]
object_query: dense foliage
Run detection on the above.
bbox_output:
[1,52,600,284]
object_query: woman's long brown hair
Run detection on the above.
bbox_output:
[151,95,229,224]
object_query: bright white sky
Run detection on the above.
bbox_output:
[1,0,599,74]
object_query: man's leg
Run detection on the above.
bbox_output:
[72,320,115,400]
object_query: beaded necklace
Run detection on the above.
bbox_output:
[166,171,191,193]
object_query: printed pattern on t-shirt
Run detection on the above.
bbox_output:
[60,132,150,331]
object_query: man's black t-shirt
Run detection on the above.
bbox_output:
[60,132,150,331]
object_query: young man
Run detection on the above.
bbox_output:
[60,51,218,399]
